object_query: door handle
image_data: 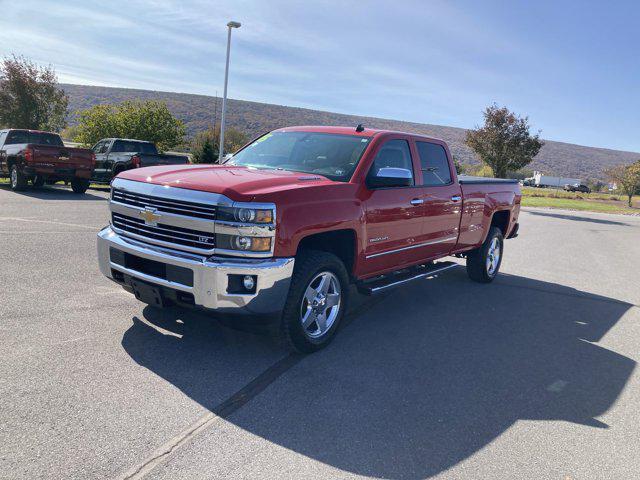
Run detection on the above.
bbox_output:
[410,198,424,206]
[451,195,462,202]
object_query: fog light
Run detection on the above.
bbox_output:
[243,275,256,291]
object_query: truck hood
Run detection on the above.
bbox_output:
[117,164,336,199]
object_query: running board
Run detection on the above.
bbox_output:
[357,261,459,295]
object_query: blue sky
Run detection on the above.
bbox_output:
[1,0,638,152]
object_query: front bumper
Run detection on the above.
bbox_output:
[97,226,294,314]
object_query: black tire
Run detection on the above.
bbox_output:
[466,226,504,283]
[10,164,28,191]
[280,250,349,353]
[71,178,90,194]
[112,166,126,179]
[32,175,45,188]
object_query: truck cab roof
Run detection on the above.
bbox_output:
[274,125,446,144]
[101,138,154,143]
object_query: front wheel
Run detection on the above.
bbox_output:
[466,226,504,283]
[280,250,349,353]
[71,178,90,194]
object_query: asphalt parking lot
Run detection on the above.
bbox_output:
[1,184,639,480]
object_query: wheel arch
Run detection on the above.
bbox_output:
[295,229,358,279]
[490,210,510,237]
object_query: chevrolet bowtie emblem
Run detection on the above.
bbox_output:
[139,207,161,226]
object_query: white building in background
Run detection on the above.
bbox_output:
[525,171,582,188]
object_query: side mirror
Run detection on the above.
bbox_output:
[367,167,413,188]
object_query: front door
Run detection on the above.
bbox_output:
[92,140,109,181]
[0,131,7,173]
[361,137,429,277]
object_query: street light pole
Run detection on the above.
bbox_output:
[218,20,241,162]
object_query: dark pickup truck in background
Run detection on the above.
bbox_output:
[0,129,95,193]
[91,138,190,183]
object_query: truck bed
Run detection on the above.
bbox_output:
[458,175,519,184]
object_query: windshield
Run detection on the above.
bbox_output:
[228,131,371,181]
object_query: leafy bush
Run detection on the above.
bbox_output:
[72,100,185,151]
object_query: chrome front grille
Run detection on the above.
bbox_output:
[112,188,217,220]
[108,178,276,258]
[112,212,216,250]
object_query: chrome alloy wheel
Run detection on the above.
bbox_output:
[486,237,502,277]
[10,167,17,189]
[300,271,341,339]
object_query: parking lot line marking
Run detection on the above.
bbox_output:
[117,294,387,479]
[0,216,98,230]
[547,380,568,392]
[118,353,302,480]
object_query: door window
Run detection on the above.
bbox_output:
[416,141,452,186]
[5,130,28,144]
[0,131,7,147]
[93,141,105,153]
[368,139,414,185]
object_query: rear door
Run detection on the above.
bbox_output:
[414,139,462,258]
[361,136,431,276]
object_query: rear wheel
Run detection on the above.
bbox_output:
[280,250,349,353]
[466,226,504,283]
[10,165,28,191]
[71,178,90,194]
[32,175,45,188]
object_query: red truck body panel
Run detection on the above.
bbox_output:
[0,129,95,181]
[118,126,521,280]
[26,144,95,179]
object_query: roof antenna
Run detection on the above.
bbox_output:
[355,124,365,132]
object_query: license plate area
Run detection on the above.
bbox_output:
[109,247,194,287]
[130,279,165,307]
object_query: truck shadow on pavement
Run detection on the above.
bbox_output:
[527,210,631,226]
[0,184,106,200]
[121,269,635,479]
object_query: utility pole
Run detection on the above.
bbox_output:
[219,21,241,162]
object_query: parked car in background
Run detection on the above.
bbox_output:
[91,138,189,183]
[0,129,95,193]
[97,125,521,353]
[564,183,591,193]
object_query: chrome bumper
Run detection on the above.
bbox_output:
[97,226,294,314]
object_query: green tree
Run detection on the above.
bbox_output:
[0,55,68,131]
[190,126,248,163]
[606,161,640,207]
[465,104,544,178]
[198,138,216,164]
[73,100,185,150]
[452,155,466,175]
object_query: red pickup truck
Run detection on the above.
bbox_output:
[97,126,520,352]
[0,129,95,193]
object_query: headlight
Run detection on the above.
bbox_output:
[218,206,274,224]
[236,208,256,223]
[217,234,272,252]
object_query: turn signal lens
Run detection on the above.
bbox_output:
[248,237,272,252]
[254,209,273,223]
